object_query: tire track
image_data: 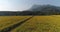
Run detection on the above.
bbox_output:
[0,16,33,32]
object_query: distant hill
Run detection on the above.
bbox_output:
[27,4,60,15]
[0,4,60,16]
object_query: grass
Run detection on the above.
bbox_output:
[0,16,31,30]
[11,15,60,32]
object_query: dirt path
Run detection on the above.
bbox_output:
[0,16,33,32]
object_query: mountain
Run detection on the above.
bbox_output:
[28,4,60,15]
[0,4,60,16]
[29,4,43,11]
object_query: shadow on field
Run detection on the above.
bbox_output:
[0,16,33,32]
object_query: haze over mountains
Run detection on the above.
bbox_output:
[0,4,60,15]
[25,4,60,15]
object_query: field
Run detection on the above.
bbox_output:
[0,16,60,32]
[0,16,31,30]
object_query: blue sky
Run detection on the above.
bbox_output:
[0,0,60,11]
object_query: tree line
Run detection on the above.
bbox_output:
[0,5,60,16]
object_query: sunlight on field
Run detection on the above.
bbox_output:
[11,15,60,32]
[0,16,31,30]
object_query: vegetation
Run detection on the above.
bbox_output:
[0,16,31,30]
[0,16,60,32]
[11,15,60,32]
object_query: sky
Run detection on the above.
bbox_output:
[0,0,60,11]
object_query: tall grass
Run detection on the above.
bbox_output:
[12,16,60,32]
[0,16,31,30]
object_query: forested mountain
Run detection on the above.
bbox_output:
[27,4,60,15]
[0,4,60,16]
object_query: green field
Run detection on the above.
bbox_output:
[0,16,60,32]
